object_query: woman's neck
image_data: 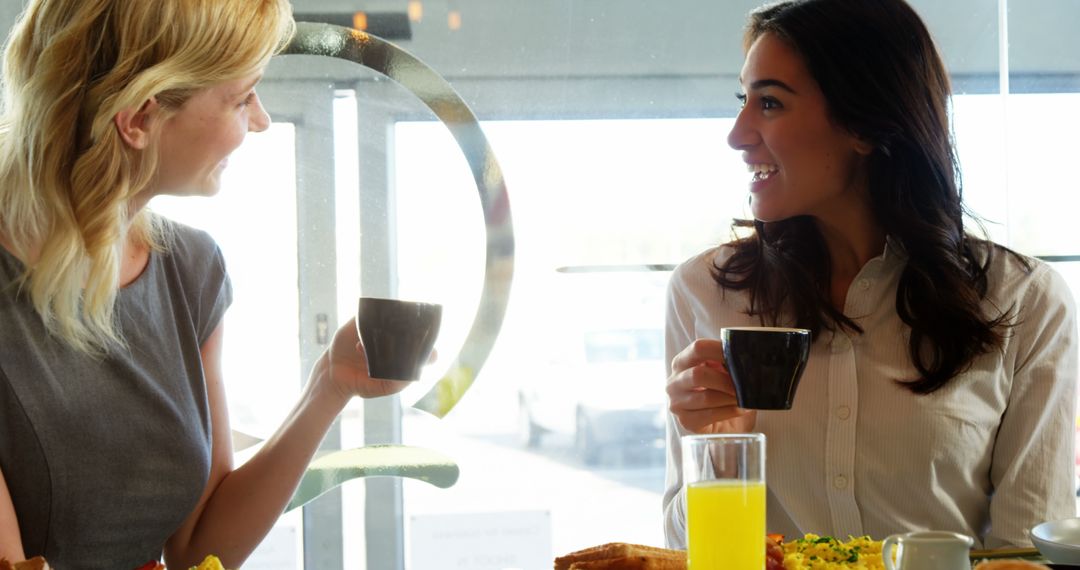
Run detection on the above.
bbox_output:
[813,199,887,282]
[813,213,884,312]
[116,232,149,287]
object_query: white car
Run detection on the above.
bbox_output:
[517,327,667,464]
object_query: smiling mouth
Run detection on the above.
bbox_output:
[748,163,778,182]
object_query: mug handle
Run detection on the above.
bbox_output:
[881,534,900,570]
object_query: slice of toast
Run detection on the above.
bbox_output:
[973,562,1051,570]
[555,543,686,570]
[568,555,686,569]
[0,557,51,570]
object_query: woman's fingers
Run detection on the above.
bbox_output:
[670,338,725,376]
[669,378,736,410]
[675,408,750,434]
[667,343,746,433]
[669,380,755,433]
[669,359,736,396]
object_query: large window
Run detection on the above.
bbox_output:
[5,0,1078,568]
[133,1,1080,568]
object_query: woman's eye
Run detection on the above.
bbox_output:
[734,92,782,112]
[239,92,257,108]
[760,96,782,111]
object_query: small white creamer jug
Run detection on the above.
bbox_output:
[882,530,974,570]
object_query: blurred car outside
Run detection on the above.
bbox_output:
[516,270,669,465]
[518,327,666,464]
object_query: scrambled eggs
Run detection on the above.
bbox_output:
[782,534,886,570]
[190,555,226,570]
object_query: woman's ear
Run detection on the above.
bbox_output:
[113,97,159,149]
[853,136,875,157]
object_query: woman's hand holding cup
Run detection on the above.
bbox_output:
[666,338,757,434]
[319,317,414,403]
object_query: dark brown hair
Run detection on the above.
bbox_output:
[715,0,1022,393]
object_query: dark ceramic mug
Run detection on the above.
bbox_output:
[720,327,811,410]
[356,297,442,381]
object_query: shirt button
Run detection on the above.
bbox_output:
[836,405,851,420]
[858,278,872,291]
[834,475,848,489]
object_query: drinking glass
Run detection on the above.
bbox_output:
[683,433,767,569]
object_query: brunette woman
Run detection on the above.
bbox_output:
[664,0,1076,549]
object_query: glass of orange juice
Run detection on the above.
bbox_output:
[682,433,766,569]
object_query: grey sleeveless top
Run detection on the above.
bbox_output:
[0,220,232,569]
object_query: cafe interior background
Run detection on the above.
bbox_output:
[1,0,1078,568]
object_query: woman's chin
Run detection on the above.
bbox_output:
[749,205,783,224]
[749,198,805,225]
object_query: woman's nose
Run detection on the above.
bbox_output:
[248,94,271,133]
[726,107,759,151]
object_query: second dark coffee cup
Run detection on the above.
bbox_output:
[721,326,811,410]
[356,297,442,381]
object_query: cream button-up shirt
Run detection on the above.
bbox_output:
[663,241,1077,549]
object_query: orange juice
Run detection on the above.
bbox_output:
[686,480,766,569]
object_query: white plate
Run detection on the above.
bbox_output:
[1032,518,1080,564]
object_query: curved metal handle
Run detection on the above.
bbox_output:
[280,22,515,417]
[286,445,460,511]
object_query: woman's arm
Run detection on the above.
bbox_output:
[662,269,757,549]
[986,265,1078,548]
[164,317,409,569]
[0,464,25,562]
[664,262,756,436]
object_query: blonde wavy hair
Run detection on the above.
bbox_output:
[0,0,295,354]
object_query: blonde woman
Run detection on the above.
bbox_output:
[0,1,411,568]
